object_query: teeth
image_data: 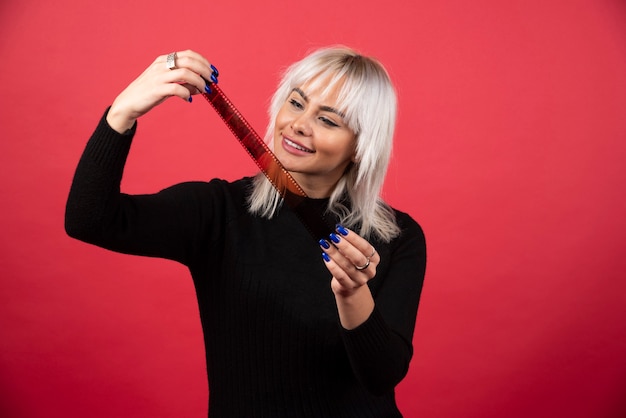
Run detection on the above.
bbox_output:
[285,138,314,153]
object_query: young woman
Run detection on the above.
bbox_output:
[66,46,427,417]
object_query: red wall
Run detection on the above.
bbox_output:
[1,0,625,417]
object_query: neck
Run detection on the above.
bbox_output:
[290,173,337,199]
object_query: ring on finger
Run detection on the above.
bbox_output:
[355,258,371,271]
[166,52,177,70]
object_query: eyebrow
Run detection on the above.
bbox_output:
[292,88,346,118]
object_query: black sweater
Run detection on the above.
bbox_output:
[65,110,427,417]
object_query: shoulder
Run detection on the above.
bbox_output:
[153,177,253,221]
[387,207,426,256]
[392,208,425,240]
[161,177,252,200]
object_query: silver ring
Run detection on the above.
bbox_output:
[369,247,376,258]
[166,52,177,70]
[355,258,371,271]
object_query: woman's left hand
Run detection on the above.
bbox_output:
[320,225,379,298]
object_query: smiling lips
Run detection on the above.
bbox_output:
[283,136,315,154]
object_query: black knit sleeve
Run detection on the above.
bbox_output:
[340,215,427,395]
[65,109,221,266]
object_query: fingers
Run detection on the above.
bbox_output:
[107,50,219,132]
[161,50,219,96]
[330,225,378,274]
[320,225,379,290]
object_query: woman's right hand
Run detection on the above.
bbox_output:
[106,50,217,133]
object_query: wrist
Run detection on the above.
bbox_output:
[106,105,136,134]
[334,285,374,330]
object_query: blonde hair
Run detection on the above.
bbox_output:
[248,46,400,242]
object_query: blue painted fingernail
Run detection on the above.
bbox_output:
[319,239,331,249]
[329,233,341,244]
[188,95,193,103]
[336,224,349,236]
[210,64,219,77]
[322,252,331,263]
[211,73,218,84]
[204,84,212,94]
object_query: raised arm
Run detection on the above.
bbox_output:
[65,51,220,264]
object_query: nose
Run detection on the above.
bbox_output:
[292,113,312,136]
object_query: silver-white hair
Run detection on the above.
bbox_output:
[248,46,401,242]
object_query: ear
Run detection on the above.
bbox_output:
[350,137,359,163]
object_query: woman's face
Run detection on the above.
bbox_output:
[273,79,356,198]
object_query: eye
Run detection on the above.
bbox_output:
[319,116,339,127]
[289,98,304,110]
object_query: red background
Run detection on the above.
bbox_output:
[1,0,625,417]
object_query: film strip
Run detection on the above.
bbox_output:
[202,84,334,240]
